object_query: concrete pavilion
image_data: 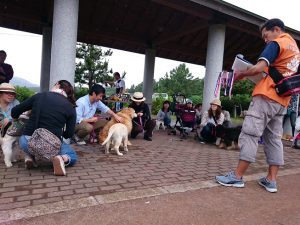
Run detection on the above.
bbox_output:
[1,0,300,110]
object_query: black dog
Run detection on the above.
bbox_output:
[216,125,242,150]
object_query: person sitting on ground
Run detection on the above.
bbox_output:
[0,50,14,84]
[0,83,19,136]
[11,80,77,176]
[195,103,202,125]
[198,99,224,143]
[129,92,156,141]
[179,99,196,128]
[156,100,172,128]
[74,84,123,145]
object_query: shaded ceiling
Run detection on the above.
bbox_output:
[1,0,300,69]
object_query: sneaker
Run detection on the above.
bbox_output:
[73,135,86,145]
[24,155,37,169]
[25,159,34,169]
[215,171,245,188]
[76,139,86,145]
[52,156,66,176]
[258,177,277,193]
[215,137,221,146]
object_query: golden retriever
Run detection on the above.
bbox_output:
[99,107,136,144]
[102,123,129,156]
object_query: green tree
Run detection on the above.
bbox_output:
[127,83,143,93]
[155,63,203,98]
[220,80,254,116]
[75,43,113,89]
[231,80,254,95]
[15,86,35,102]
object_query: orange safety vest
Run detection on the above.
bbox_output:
[252,33,300,107]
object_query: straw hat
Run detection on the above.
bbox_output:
[0,83,16,94]
[131,92,146,102]
[210,98,221,107]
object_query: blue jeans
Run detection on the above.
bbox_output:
[19,135,77,166]
[164,117,171,126]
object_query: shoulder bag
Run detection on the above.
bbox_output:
[28,94,62,161]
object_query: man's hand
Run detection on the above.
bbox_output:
[114,114,124,123]
[234,71,246,82]
[85,117,98,123]
[2,118,10,128]
[234,60,268,82]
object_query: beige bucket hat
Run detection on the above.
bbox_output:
[210,98,221,107]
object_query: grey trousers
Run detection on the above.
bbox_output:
[239,95,286,165]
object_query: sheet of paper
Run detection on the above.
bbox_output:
[232,55,266,84]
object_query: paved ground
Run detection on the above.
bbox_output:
[0,129,300,223]
[3,174,300,225]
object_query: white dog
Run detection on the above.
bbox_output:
[102,123,129,156]
[1,112,30,167]
[155,120,165,130]
[0,134,19,167]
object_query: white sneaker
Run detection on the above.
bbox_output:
[52,156,66,176]
[76,140,86,145]
[215,137,221,146]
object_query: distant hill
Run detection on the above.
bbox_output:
[10,77,39,88]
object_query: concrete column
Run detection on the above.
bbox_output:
[49,0,79,88]
[40,27,52,92]
[143,49,156,108]
[202,24,226,111]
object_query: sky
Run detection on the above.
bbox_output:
[0,0,299,88]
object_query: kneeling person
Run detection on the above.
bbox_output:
[11,80,78,176]
[75,84,123,145]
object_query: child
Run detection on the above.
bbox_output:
[156,100,172,128]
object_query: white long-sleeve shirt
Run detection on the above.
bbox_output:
[200,111,224,127]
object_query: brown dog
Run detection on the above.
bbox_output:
[99,108,136,144]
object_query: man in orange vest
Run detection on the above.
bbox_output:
[216,18,300,193]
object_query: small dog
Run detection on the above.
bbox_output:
[1,134,19,167]
[155,120,165,130]
[102,123,129,156]
[1,112,30,167]
[99,108,136,144]
[216,125,242,150]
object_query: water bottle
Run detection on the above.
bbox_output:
[116,102,121,112]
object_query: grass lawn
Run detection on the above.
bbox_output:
[231,117,244,126]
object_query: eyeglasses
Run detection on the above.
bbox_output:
[2,92,16,96]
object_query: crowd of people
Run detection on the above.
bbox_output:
[1,18,300,195]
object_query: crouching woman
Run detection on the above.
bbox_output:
[129,92,156,141]
[198,99,224,143]
[11,80,77,176]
